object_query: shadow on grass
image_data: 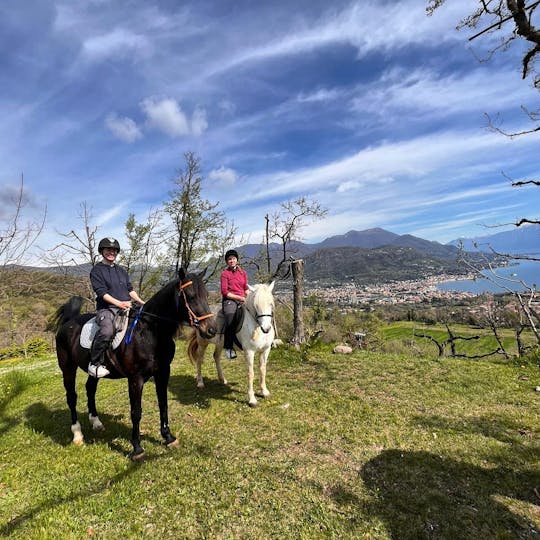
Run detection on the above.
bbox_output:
[414,413,538,464]
[0,452,165,537]
[359,449,539,539]
[0,372,33,438]
[168,373,238,408]
[24,402,162,454]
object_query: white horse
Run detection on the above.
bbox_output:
[187,282,275,407]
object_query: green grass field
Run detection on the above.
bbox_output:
[0,341,539,539]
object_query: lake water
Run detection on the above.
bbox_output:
[437,260,539,294]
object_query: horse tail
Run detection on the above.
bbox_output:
[51,296,84,332]
[187,330,200,366]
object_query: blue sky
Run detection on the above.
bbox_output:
[1,0,539,262]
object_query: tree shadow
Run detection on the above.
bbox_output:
[359,449,539,539]
[0,372,30,438]
[24,402,162,454]
[0,452,165,536]
[413,413,538,463]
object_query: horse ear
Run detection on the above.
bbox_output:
[178,268,186,280]
[269,281,275,292]
[248,284,255,292]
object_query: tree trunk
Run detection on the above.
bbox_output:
[290,259,305,348]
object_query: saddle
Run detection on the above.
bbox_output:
[217,304,245,349]
[80,310,130,350]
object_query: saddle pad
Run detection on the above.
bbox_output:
[80,315,129,350]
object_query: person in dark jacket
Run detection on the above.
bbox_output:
[220,249,249,359]
[88,237,145,378]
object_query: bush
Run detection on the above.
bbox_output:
[0,337,50,361]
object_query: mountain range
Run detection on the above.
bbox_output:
[237,226,538,284]
[448,224,539,254]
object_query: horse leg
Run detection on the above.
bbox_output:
[127,375,145,460]
[195,339,208,390]
[244,349,258,407]
[59,351,84,445]
[85,376,105,431]
[259,347,271,399]
[213,340,227,386]
[154,365,178,448]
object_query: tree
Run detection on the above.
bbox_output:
[163,151,236,278]
[427,0,540,135]
[122,210,164,298]
[0,175,47,348]
[429,1,540,354]
[0,175,46,267]
[251,197,327,347]
[45,201,99,268]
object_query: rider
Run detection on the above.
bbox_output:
[220,249,249,359]
[88,237,145,378]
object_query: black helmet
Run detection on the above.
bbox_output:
[98,237,121,254]
[224,249,239,261]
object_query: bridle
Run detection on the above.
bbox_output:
[246,293,274,334]
[178,280,214,329]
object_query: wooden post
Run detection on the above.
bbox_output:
[290,258,305,347]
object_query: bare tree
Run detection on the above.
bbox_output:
[163,151,236,279]
[249,197,327,347]
[0,175,47,348]
[45,201,99,269]
[427,1,540,134]
[0,175,46,267]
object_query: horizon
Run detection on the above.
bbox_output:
[1,0,540,264]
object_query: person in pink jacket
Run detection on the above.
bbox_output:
[220,249,249,359]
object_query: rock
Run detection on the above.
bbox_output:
[333,345,353,354]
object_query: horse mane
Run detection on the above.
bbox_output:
[143,277,180,311]
[51,296,84,331]
[246,283,275,312]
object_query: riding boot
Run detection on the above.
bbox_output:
[224,327,237,359]
[88,336,112,378]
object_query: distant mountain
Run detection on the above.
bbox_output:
[237,227,460,261]
[448,225,540,255]
[316,228,399,249]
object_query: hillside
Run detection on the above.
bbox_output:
[303,245,468,284]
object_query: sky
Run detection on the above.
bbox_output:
[1,0,539,264]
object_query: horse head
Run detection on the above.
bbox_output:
[178,268,217,339]
[247,281,275,334]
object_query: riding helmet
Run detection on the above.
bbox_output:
[224,249,239,261]
[98,237,121,253]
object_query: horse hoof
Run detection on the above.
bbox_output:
[73,438,84,446]
[248,401,258,408]
[166,438,179,448]
[131,451,145,462]
[196,383,205,390]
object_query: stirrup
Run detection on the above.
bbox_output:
[88,364,110,378]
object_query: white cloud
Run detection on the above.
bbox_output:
[105,113,142,142]
[337,181,360,193]
[141,97,190,137]
[208,166,238,185]
[191,106,208,136]
[81,27,150,62]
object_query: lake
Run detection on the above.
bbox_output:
[437,259,539,294]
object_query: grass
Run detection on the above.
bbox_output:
[0,341,539,539]
[379,321,536,359]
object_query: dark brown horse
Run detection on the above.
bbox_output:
[52,268,216,460]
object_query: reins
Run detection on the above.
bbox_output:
[124,279,214,343]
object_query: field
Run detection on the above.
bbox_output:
[0,340,539,539]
